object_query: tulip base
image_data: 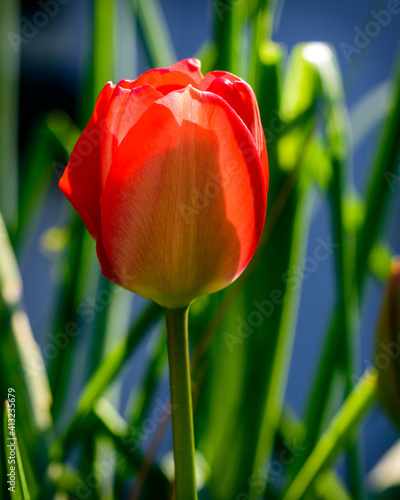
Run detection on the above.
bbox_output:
[164,306,198,500]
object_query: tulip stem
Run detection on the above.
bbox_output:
[164,306,198,500]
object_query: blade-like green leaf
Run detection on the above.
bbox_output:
[93,0,116,100]
[213,0,247,74]
[53,301,161,458]
[0,0,19,232]
[131,0,176,68]
[15,111,80,251]
[283,370,377,500]
[0,213,52,433]
[303,42,400,475]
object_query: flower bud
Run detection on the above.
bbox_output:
[59,59,268,308]
[375,257,400,430]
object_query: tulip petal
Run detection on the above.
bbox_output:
[169,58,204,84]
[100,86,266,308]
[101,84,163,185]
[59,82,115,239]
[118,70,197,96]
[101,85,131,186]
[200,70,241,88]
[202,73,269,185]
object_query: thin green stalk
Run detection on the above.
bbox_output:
[249,0,279,86]
[0,0,19,232]
[283,369,378,500]
[132,0,176,68]
[164,307,197,500]
[277,406,351,499]
[81,0,116,123]
[213,0,244,74]
[48,215,86,419]
[93,0,116,106]
[328,99,363,497]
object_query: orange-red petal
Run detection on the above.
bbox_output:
[201,72,269,186]
[101,84,163,186]
[118,69,198,96]
[59,82,115,239]
[169,58,204,84]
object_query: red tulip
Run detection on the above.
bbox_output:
[59,59,268,308]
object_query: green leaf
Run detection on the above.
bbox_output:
[0,0,19,232]
[369,243,393,283]
[15,111,80,250]
[93,398,170,497]
[349,81,391,151]
[0,213,52,433]
[302,43,400,475]
[248,171,315,500]
[249,0,281,85]
[132,0,176,68]
[213,0,247,75]
[54,301,161,458]
[93,0,116,100]
[283,370,377,500]
[356,49,400,292]
[126,325,167,427]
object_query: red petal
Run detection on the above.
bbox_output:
[59,82,115,239]
[100,86,266,308]
[117,69,198,96]
[101,84,163,185]
[200,70,241,88]
[101,85,131,187]
[169,58,203,84]
[202,72,268,186]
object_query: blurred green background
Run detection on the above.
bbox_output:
[0,0,400,499]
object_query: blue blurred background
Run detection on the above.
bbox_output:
[17,0,400,487]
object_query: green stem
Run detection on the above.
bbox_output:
[283,369,378,500]
[164,306,197,500]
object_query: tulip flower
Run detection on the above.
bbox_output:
[59,58,268,310]
[375,257,400,431]
[59,58,268,500]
